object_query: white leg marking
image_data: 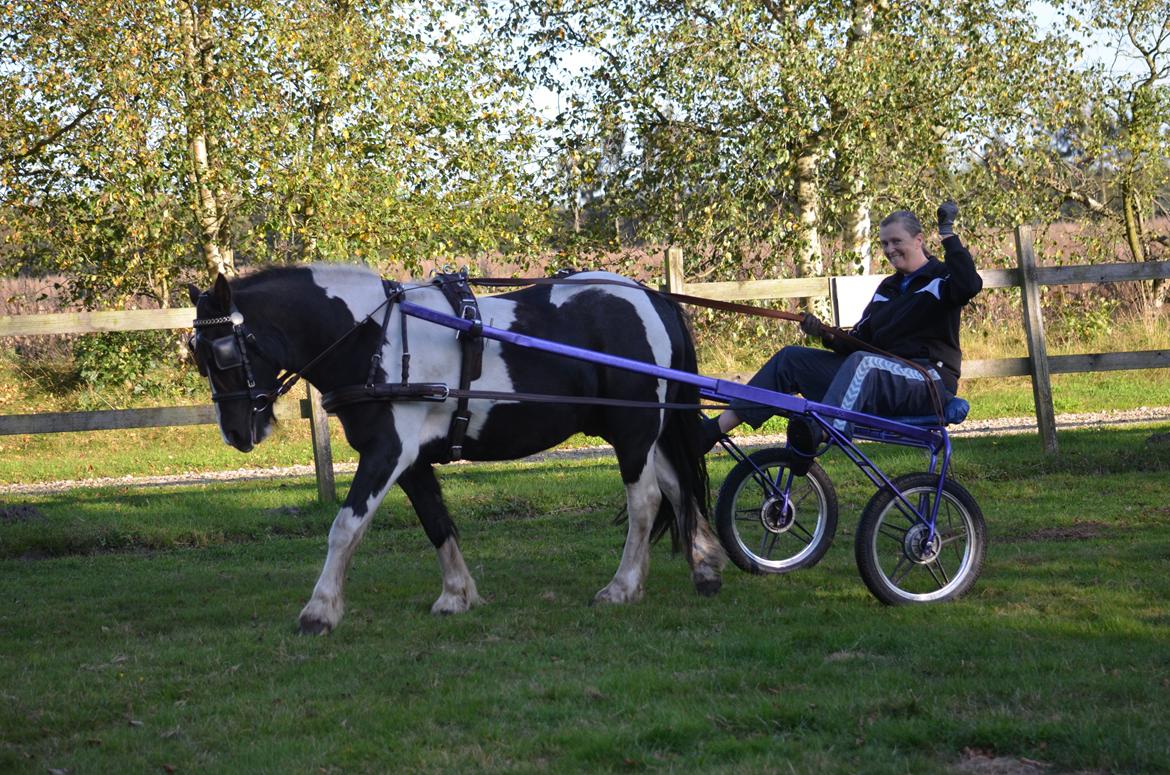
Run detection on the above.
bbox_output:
[431,538,484,615]
[299,429,420,634]
[594,452,661,605]
[655,444,726,594]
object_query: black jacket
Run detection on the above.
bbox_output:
[828,235,982,394]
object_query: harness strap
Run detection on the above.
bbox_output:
[320,383,724,414]
[432,270,484,461]
[368,280,402,386]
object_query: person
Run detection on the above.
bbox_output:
[701,200,983,452]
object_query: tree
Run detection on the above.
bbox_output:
[515,0,1075,300]
[1,0,548,310]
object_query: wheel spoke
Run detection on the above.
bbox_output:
[889,554,914,585]
[878,524,906,543]
[937,530,966,547]
[924,561,945,589]
[758,533,776,559]
[788,521,814,545]
[931,558,951,585]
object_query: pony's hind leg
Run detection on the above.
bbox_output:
[594,449,661,605]
[398,463,483,615]
[656,445,726,596]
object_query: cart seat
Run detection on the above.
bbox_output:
[886,396,970,427]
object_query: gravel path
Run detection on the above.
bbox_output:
[3,406,1168,496]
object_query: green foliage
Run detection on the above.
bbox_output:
[71,331,181,398]
[0,1,551,302]
[514,0,1080,277]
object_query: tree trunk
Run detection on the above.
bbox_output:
[794,149,822,277]
[841,174,872,274]
[178,2,234,279]
[794,148,830,316]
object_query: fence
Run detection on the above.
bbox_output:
[0,307,338,501]
[1,224,1168,499]
[664,226,1170,453]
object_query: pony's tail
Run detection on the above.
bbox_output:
[649,302,710,556]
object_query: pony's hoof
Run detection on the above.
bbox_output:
[430,591,481,615]
[297,616,333,636]
[694,578,722,597]
[592,584,643,606]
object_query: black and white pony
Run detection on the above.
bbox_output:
[188,264,725,634]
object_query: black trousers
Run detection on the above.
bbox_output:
[729,346,952,432]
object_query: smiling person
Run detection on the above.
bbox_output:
[700,201,983,452]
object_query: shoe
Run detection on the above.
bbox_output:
[699,416,724,454]
[786,416,824,456]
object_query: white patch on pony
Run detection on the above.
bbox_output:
[549,271,673,412]
[594,451,660,605]
[309,264,525,447]
[431,538,483,614]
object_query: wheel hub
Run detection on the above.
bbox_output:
[903,523,941,564]
[760,495,796,534]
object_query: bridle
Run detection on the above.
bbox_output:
[189,287,401,417]
[189,305,295,417]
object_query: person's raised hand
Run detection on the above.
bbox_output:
[937,200,959,238]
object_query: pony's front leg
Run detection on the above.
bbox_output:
[298,452,407,635]
[398,463,483,615]
[594,455,661,605]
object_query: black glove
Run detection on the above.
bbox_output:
[799,313,825,338]
[937,200,959,238]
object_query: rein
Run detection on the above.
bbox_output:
[470,275,947,422]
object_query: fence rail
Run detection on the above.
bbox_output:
[1,225,1168,495]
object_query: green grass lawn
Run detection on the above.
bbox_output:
[2,426,1169,773]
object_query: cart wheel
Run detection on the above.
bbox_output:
[854,473,985,605]
[715,447,838,574]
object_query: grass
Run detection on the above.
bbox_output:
[2,426,1170,773]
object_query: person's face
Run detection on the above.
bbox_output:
[879,222,926,274]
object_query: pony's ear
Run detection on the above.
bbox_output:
[213,273,232,309]
[187,284,202,306]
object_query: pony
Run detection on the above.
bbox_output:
[187,264,726,634]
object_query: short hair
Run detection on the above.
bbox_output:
[880,210,924,236]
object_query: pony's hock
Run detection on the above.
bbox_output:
[190,265,987,631]
[190,265,724,634]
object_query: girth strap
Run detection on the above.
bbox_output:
[432,270,484,461]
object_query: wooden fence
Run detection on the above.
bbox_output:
[1,224,1168,499]
[0,307,338,502]
[664,226,1170,453]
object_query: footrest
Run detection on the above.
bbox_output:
[886,397,970,427]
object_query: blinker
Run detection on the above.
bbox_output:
[209,334,244,371]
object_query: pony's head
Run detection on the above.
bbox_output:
[187,274,280,452]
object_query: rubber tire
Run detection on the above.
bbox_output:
[715,446,838,575]
[854,473,986,605]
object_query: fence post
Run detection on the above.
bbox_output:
[1016,225,1058,454]
[307,383,336,502]
[664,247,685,293]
